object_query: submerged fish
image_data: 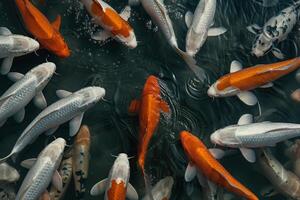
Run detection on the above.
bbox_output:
[285,139,300,178]
[0,184,16,200]
[72,125,91,199]
[258,148,300,199]
[247,1,300,59]
[0,27,39,75]
[211,114,300,163]
[207,58,300,105]
[251,0,279,7]
[90,153,138,200]
[0,86,105,163]
[16,138,66,200]
[0,62,55,127]
[49,156,73,200]
[180,131,258,200]
[185,0,227,57]
[142,176,174,200]
[15,0,70,57]
[80,0,137,48]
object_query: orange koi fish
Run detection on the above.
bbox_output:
[208,58,300,105]
[15,0,70,57]
[90,153,138,200]
[129,75,170,200]
[81,0,137,48]
[180,131,258,200]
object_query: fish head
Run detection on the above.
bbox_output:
[251,34,272,57]
[123,31,137,49]
[110,153,130,183]
[210,125,241,147]
[31,62,56,90]
[9,35,39,56]
[207,80,239,97]
[77,87,106,109]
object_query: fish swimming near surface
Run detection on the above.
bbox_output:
[210,113,300,163]
[16,138,66,200]
[247,1,300,59]
[128,75,170,198]
[184,0,227,57]
[180,131,258,200]
[207,58,300,105]
[72,125,91,200]
[15,0,70,57]
[90,153,138,200]
[49,156,73,200]
[0,86,105,163]
[142,176,174,200]
[258,148,300,199]
[0,62,55,127]
[80,0,137,48]
[0,27,39,75]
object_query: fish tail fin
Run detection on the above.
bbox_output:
[174,47,207,82]
[142,169,155,200]
[0,151,15,164]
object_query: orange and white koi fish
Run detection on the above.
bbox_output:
[15,0,70,57]
[80,0,137,48]
[180,131,258,200]
[129,75,170,200]
[90,153,138,200]
[73,125,91,199]
[208,58,300,105]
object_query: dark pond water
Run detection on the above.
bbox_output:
[1,0,300,199]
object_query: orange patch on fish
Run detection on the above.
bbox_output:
[180,131,258,200]
[107,180,126,200]
[15,0,70,57]
[217,57,300,91]
[91,0,131,38]
[74,125,91,146]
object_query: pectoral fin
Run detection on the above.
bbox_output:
[56,90,72,98]
[126,183,138,200]
[159,100,170,113]
[69,113,84,137]
[209,148,225,159]
[128,99,140,114]
[14,108,25,123]
[34,92,47,109]
[7,72,24,82]
[236,91,258,106]
[45,126,59,136]
[21,158,37,169]
[260,82,273,88]
[196,171,207,188]
[185,11,193,28]
[0,27,12,36]
[237,114,253,125]
[272,47,285,59]
[51,15,61,31]
[119,6,131,21]
[207,27,227,36]
[0,119,7,127]
[1,56,14,75]
[52,170,63,191]
[90,178,108,196]
[185,162,197,182]
[230,60,242,73]
[91,30,111,42]
[246,24,262,34]
[240,148,256,163]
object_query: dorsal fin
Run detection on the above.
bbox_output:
[51,15,61,31]
[159,100,170,113]
[128,99,140,114]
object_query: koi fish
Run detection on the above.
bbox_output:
[285,139,300,178]
[0,87,105,163]
[184,0,227,57]
[211,114,300,163]
[258,148,300,199]
[90,153,138,200]
[15,0,70,57]
[142,176,174,200]
[49,156,73,200]
[0,27,39,75]
[16,138,66,200]
[80,0,137,48]
[0,184,16,200]
[72,125,91,200]
[0,163,19,184]
[128,75,170,200]
[0,62,55,128]
[207,58,300,105]
[180,131,258,200]
[247,1,300,59]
